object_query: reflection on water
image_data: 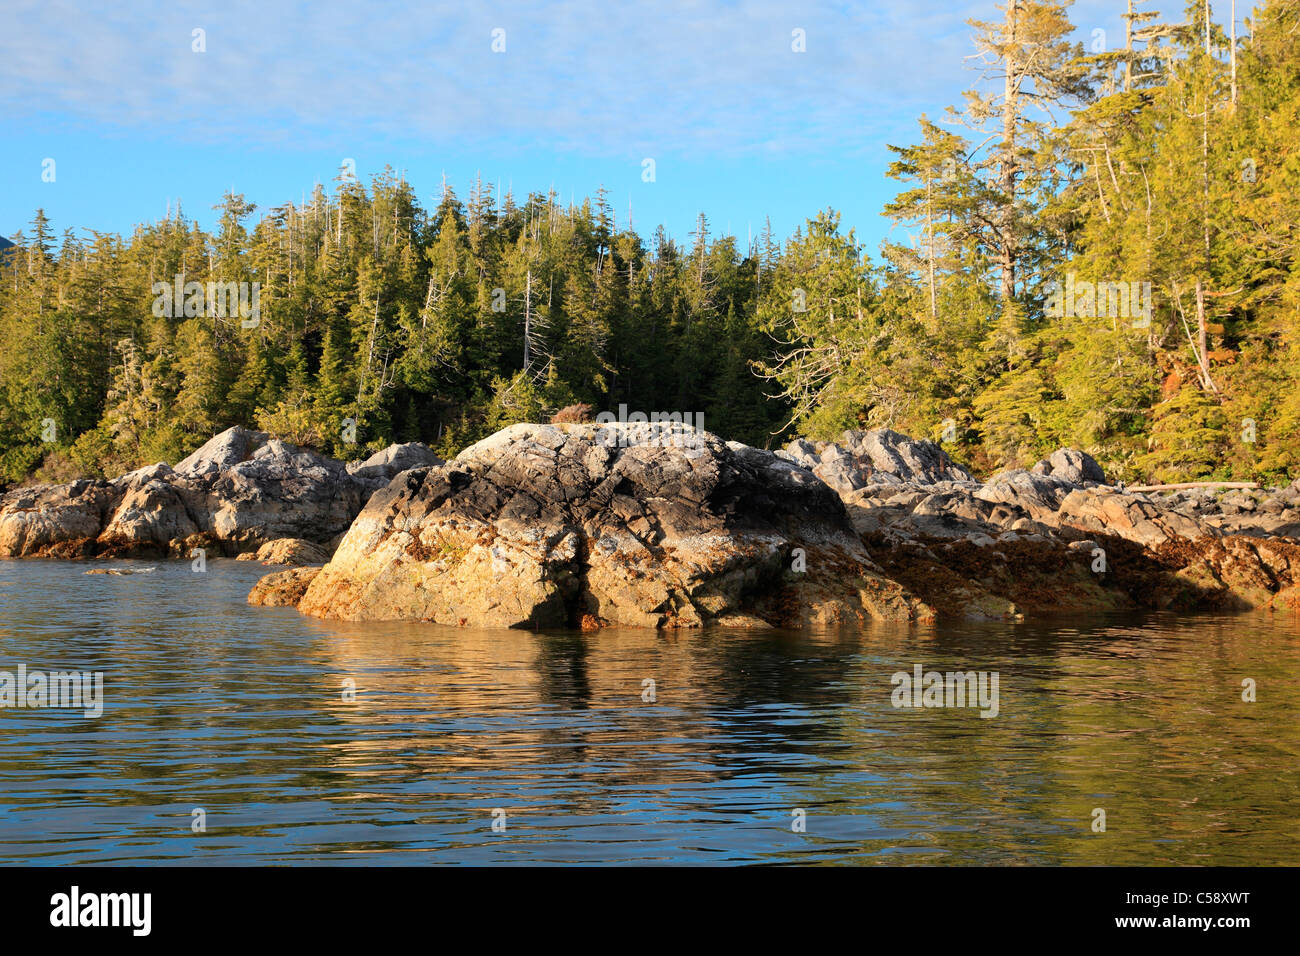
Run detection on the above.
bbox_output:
[0,559,1297,865]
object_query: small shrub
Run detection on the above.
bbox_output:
[551,403,594,424]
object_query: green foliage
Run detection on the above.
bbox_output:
[0,175,794,483]
[1,3,1298,485]
[1140,385,1230,482]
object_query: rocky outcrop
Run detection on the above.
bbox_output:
[778,428,974,492]
[10,419,1300,626]
[346,443,444,488]
[175,428,268,477]
[248,566,321,606]
[806,437,1300,616]
[1055,487,1209,547]
[0,427,440,560]
[271,422,934,629]
[245,421,1300,625]
[235,537,333,566]
[1031,448,1107,485]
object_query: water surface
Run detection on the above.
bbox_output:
[0,559,1296,865]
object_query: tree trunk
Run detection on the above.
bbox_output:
[1129,481,1258,492]
[1124,0,1134,92]
[1230,0,1238,107]
[925,173,937,321]
[998,0,1020,308]
[523,269,532,368]
[1195,277,1215,392]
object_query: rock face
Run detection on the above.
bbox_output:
[175,428,269,477]
[10,419,1300,626]
[1031,448,1106,485]
[0,427,439,560]
[778,428,974,491]
[799,435,1300,616]
[346,443,444,488]
[246,422,1300,625]
[286,422,934,629]
[235,537,333,566]
[248,566,321,607]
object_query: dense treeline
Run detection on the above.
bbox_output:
[772,0,1300,483]
[0,180,788,482]
[2,0,1298,486]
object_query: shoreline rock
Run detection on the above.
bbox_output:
[284,422,934,629]
[0,427,443,561]
[777,428,975,490]
[248,566,322,606]
[781,430,1300,618]
[250,423,1300,624]
[4,421,1297,626]
[234,537,332,566]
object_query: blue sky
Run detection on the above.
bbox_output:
[4,0,1134,254]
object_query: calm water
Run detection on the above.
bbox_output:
[0,558,1296,865]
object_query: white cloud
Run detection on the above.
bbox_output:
[1,0,1003,155]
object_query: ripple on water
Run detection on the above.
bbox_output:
[0,558,1297,864]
